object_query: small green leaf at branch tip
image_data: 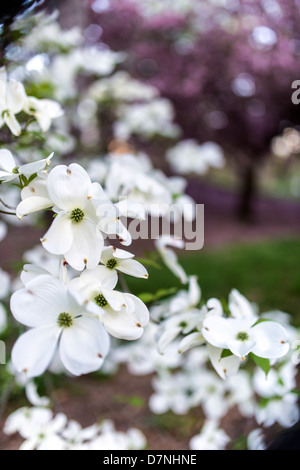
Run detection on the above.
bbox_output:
[138,287,178,305]
[27,173,38,184]
[249,352,271,376]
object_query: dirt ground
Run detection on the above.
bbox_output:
[0,366,283,451]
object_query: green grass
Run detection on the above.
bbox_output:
[127,237,300,327]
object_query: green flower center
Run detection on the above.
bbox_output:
[95,294,108,308]
[236,331,249,341]
[106,258,117,270]
[12,166,19,174]
[71,208,84,223]
[57,312,73,328]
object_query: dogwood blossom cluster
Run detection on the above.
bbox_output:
[86,152,196,221]
[4,407,146,450]
[0,66,63,136]
[151,273,290,378]
[166,140,225,175]
[9,236,150,378]
[107,302,300,450]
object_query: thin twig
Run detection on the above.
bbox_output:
[119,273,131,293]
[0,198,16,210]
[0,209,16,216]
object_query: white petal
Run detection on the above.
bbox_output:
[227,338,256,358]
[202,316,233,349]
[42,212,73,255]
[19,154,54,176]
[101,294,149,340]
[0,149,15,172]
[3,111,21,136]
[19,438,39,450]
[157,326,182,353]
[117,258,148,279]
[35,112,52,132]
[64,218,103,271]
[178,332,204,354]
[6,79,26,114]
[101,246,134,263]
[115,199,146,220]
[96,201,120,234]
[25,381,50,407]
[11,325,60,378]
[188,275,201,305]
[101,287,128,311]
[229,289,257,320]
[207,344,241,380]
[47,163,91,211]
[252,321,290,359]
[79,265,117,290]
[16,196,53,219]
[10,274,68,327]
[59,317,110,376]
[156,241,188,284]
[37,434,66,451]
[87,182,106,200]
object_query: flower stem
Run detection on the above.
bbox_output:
[0,209,16,216]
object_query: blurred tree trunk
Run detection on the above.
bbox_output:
[236,156,257,222]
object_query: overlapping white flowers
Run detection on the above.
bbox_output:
[166,140,225,175]
[4,407,146,450]
[16,162,135,270]
[0,149,54,183]
[0,66,63,136]
[10,273,111,377]
[152,279,290,378]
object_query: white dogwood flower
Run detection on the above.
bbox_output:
[189,420,230,450]
[229,289,258,320]
[206,344,241,380]
[202,315,290,360]
[68,266,149,340]
[166,140,225,175]
[4,406,67,451]
[16,177,53,219]
[10,274,110,377]
[40,164,106,270]
[100,246,148,283]
[24,96,64,132]
[0,67,27,136]
[155,276,203,353]
[0,149,53,184]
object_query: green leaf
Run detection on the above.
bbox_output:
[27,172,38,184]
[114,394,146,408]
[220,348,233,359]
[20,174,28,186]
[138,292,155,304]
[138,287,178,305]
[154,287,178,300]
[136,257,162,270]
[250,352,270,376]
